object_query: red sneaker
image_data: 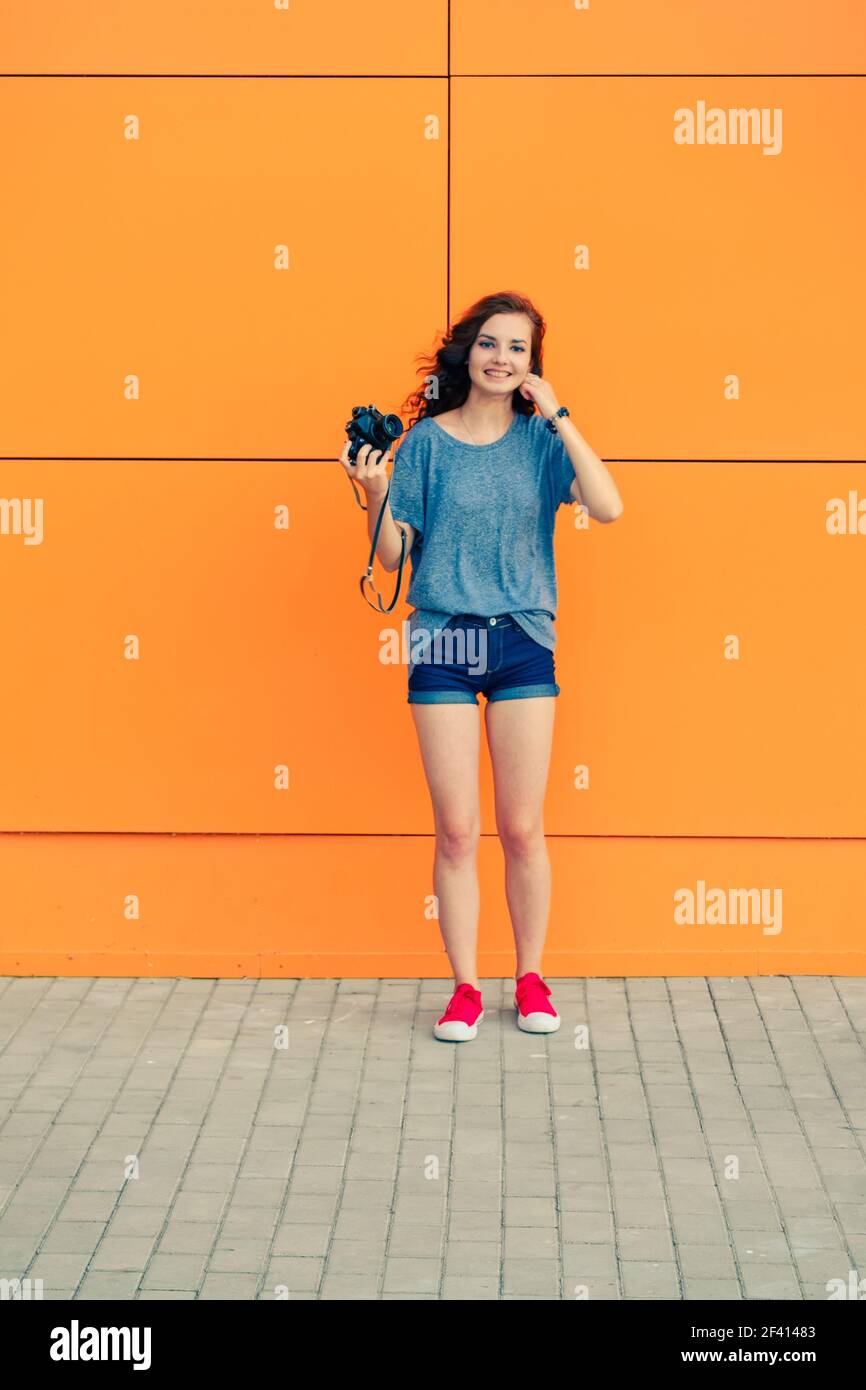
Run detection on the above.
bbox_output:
[434,982,484,1041]
[514,973,561,1033]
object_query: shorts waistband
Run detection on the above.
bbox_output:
[446,613,516,630]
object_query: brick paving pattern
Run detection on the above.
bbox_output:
[0,976,864,1300]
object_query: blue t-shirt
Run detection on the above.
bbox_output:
[386,410,576,668]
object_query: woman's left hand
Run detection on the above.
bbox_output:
[518,372,560,419]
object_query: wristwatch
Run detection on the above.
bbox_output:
[545,406,569,432]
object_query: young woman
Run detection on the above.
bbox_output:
[340,291,623,1043]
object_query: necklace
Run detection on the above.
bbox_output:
[459,407,480,446]
[459,406,512,446]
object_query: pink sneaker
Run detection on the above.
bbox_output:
[514,972,561,1033]
[434,982,484,1041]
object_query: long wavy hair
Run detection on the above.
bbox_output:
[400,290,547,430]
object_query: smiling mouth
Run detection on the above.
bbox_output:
[485,370,511,377]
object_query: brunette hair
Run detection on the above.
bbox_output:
[400,290,547,429]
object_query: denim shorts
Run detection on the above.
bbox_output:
[407,613,561,705]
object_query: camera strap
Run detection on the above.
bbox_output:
[348,477,408,614]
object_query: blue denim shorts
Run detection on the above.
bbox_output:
[407,613,561,705]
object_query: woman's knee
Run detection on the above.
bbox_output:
[498,818,546,858]
[435,818,481,863]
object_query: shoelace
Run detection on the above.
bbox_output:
[517,976,551,1001]
[448,983,478,1011]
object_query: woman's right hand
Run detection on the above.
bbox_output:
[339,439,392,501]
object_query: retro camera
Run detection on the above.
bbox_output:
[344,404,404,464]
[344,404,408,614]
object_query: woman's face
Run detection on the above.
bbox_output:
[467,313,534,396]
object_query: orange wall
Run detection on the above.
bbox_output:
[0,3,864,976]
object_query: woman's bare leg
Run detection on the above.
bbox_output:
[484,697,557,979]
[409,703,481,987]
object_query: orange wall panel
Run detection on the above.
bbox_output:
[0,1,449,74]
[0,77,446,458]
[0,834,862,978]
[0,4,862,976]
[453,0,866,73]
[0,460,863,840]
[451,77,865,460]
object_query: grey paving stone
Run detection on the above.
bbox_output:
[155,1222,217,1255]
[504,1168,556,1197]
[270,1224,330,1257]
[0,1205,59,1236]
[228,1178,287,1206]
[772,1188,836,1217]
[76,1271,142,1298]
[198,1272,260,1298]
[218,1206,276,1238]
[151,1191,224,1223]
[180,1164,241,1194]
[387,1225,445,1257]
[719,1175,777,1201]
[278,1194,338,1224]
[34,1222,105,1255]
[25,1252,91,1288]
[676,1244,738,1278]
[140,1253,208,1289]
[444,1240,501,1271]
[567,1278,621,1299]
[614,1199,671,1227]
[88,1236,157,1271]
[503,1197,556,1227]
[620,1261,681,1297]
[617,1227,676,1261]
[836,1203,866,1234]
[339,1179,394,1208]
[208,1240,271,1273]
[561,1243,617,1277]
[682,1276,743,1298]
[1,974,863,1302]
[720,1200,783,1229]
[502,1226,557,1258]
[382,1257,441,1293]
[502,1258,560,1296]
[441,1276,500,1299]
[318,1274,379,1299]
[446,1210,502,1241]
[330,1207,391,1241]
[261,1257,324,1292]
[740,1266,803,1298]
[730,1229,791,1261]
[326,1240,386,1276]
[671,1212,730,1244]
[0,1237,39,1268]
[794,1248,853,1283]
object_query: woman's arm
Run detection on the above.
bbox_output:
[553,414,624,523]
[339,440,414,571]
[519,372,624,523]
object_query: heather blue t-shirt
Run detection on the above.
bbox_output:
[386,410,577,668]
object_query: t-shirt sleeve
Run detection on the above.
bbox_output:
[388,423,426,535]
[539,415,577,509]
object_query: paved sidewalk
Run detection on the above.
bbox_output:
[0,975,864,1301]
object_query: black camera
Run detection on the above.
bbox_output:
[344,404,409,614]
[345,403,404,464]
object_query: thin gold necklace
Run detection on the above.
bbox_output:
[459,405,511,446]
[459,406,479,445]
